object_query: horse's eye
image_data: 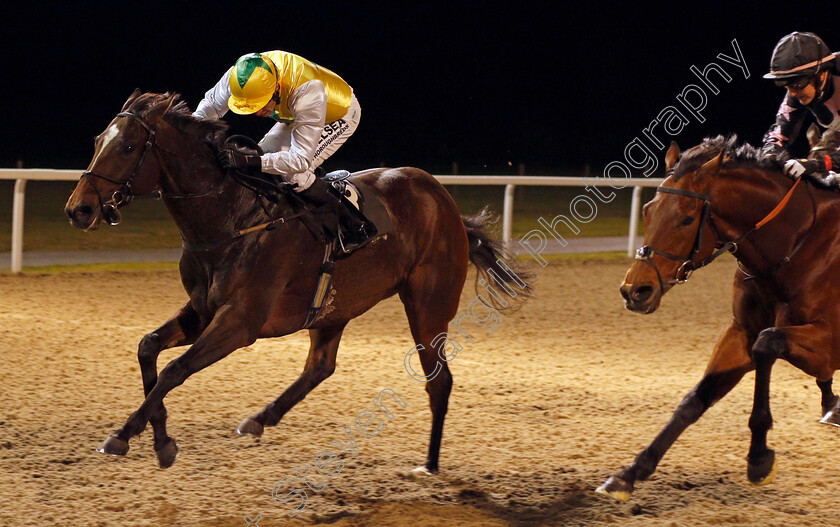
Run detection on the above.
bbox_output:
[126,145,135,153]
[681,216,694,226]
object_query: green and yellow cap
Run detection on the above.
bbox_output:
[228,53,278,115]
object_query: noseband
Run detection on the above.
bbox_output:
[80,112,165,225]
[635,176,814,295]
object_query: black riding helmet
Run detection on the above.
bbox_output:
[763,32,838,85]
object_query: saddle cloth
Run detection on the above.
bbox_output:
[322,170,392,237]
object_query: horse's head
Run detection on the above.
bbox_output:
[65,90,180,230]
[620,142,725,313]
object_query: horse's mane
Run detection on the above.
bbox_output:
[672,135,783,181]
[129,92,230,150]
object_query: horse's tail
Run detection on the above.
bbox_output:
[462,207,534,312]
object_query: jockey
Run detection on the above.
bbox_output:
[759,32,840,180]
[194,51,376,248]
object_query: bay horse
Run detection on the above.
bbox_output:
[597,134,840,501]
[64,90,531,470]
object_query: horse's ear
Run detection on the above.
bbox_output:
[121,89,142,112]
[806,123,822,149]
[145,93,178,123]
[665,141,680,171]
[696,151,724,184]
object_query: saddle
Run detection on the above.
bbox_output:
[222,137,390,251]
[321,169,392,251]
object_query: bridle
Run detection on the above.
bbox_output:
[78,111,319,250]
[635,184,730,294]
[80,111,172,225]
[635,175,815,295]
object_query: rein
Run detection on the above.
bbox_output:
[81,111,313,248]
[180,208,312,252]
[81,114,256,219]
[636,175,815,294]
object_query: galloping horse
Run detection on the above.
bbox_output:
[597,135,840,501]
[65,90,531,470]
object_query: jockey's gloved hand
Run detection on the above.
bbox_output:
[217,149,262,171]
[784,159,820,179]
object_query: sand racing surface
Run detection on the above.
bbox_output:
[2,257,839,526]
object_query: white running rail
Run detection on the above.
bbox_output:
[1,169,665,273]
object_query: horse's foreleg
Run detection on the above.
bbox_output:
[598,322,753,501]
[137,303,204,467]
[237,324,346,437]
[758,323,834,430]
[746,328,786,485]
[98,304,257,465]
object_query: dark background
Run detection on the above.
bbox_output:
[2,2,834,174]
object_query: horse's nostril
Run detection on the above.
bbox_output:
[619,284,632,301]
[67,204,94,222]
[633,285,654,303]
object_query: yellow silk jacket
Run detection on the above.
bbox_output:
[263,51,352,124]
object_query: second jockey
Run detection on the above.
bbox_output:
[759,32,840,180]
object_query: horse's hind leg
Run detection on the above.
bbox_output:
[817,378,840,425]
[598,322,753,501]
[237,324,346,437]
[400,265,465,474]
[134,303,204,467]
[817,378,837,413]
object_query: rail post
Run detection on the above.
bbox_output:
[503,184,515,242]
[12,179,27,273]
[627,185,642,257]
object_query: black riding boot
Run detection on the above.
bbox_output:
[298,177,377,250]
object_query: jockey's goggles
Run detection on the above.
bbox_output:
[775,76,814,91]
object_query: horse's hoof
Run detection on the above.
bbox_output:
[155,438,179,469]
[596,475,634,502]
[236,418,264,437]
[819,410,840,427]
[403,465,436,479]
[747,450,777,485]
[96,435,129,457]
